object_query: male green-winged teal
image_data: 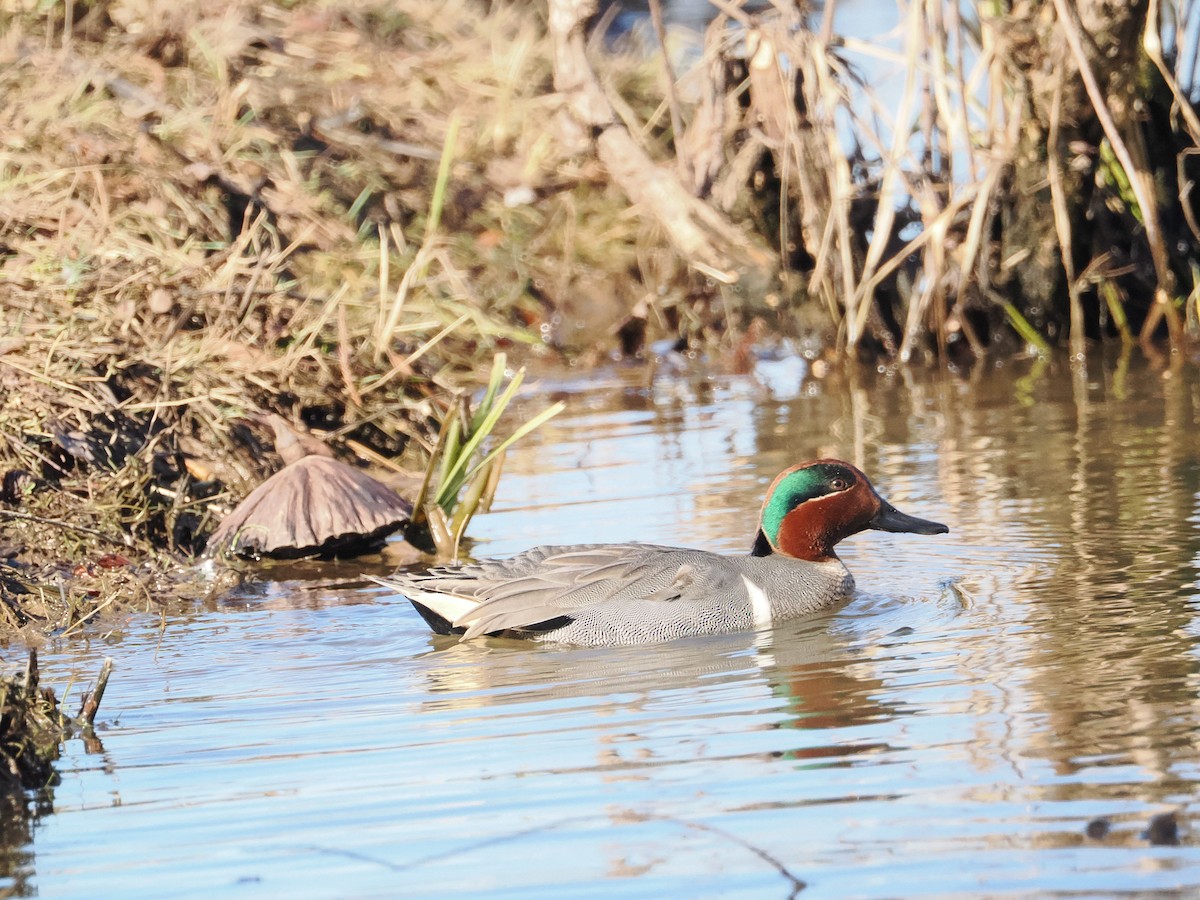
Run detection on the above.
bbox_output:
[371,459,948,646]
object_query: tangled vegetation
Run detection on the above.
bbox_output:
[549,0,1200,359]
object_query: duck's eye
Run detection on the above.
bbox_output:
[830,477,849,491]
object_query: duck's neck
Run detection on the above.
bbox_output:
[750,530,773,557]
[751,517,840,563]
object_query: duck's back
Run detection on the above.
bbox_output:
[405,542,853,646]
[544,550,853,645]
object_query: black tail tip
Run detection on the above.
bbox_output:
[410,599,465,636]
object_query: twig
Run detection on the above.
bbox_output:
[23,648,39,694]
[654,814,807,897]
[1047,78,1084,358]
[648,0,691,187]
[0,509,128,547]
[312,113,442,162]
[364,312,470,398]
[336,303,364,409]
[0,358,104,411]
[385,811,807,893]
[79,658,113,726]
[60,592,122,637]
[707,0,753,27]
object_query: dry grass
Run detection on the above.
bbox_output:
[1,0,604,350]
[0,0,670,630]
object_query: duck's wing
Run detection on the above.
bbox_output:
[446,544,739,639]
[378,543,736,639]
[369,544,655,632]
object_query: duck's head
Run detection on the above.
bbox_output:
[752,459,948,561]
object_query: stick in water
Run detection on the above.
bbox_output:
[80,658,114,726]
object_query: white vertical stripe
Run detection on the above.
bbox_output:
[741,575,773,629]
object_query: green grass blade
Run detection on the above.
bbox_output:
[471,352,507,434]
[424,504,455,560]
[1000,301,1051,356]
[459,401,564,487]
[477,448,506,514]
[1099,279,1132,342]
[449,457,496,546]
[425,114,459,240]
[437,399,464,491]
[409,400,460,527]
[434,369,526,508]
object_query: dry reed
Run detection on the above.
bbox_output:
[591,0,1200,357]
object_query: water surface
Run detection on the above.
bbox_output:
[7,350,1200,897]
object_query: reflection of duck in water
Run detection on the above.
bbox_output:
[372,460,947,646]
[409,613,904,790]
[414,611,890,708]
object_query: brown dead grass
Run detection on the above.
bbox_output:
[0,0,690,632]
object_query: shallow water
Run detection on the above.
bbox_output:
[7,349,1200,897]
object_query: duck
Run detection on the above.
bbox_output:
[370,459,948,646]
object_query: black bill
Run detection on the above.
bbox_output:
[869,500,949,535]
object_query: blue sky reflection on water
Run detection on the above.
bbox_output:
[11,350,1200,897]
